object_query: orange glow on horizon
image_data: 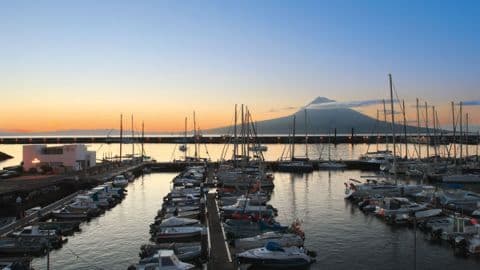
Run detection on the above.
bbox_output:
[1,102,478,133]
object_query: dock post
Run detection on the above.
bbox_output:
[334,128,337,145]
[201,227,208,261]
[351,128,354,144]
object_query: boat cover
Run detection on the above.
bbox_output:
[265,242,284,252]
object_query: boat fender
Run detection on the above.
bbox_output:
[306,250,317,258]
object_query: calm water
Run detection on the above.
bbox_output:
[1,143,479,168]
[0,144,479,269]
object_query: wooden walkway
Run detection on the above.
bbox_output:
[0,191,81,236]
[206,193,235,270]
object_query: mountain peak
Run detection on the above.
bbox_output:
[307,97,335,105]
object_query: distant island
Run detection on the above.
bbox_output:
[207,97,429,135]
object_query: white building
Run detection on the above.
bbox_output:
[23,144,96,172]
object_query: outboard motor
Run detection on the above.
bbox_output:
[453,236,468,257]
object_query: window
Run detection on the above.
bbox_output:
[160,257,174,266]
[42,147,63,155]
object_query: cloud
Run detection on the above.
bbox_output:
[461,100,480,106]
[306,99,396,110]
[267,106,299,113]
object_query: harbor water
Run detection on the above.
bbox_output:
[0,143,479,269]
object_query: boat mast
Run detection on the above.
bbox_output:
[459,101,463,163]
[141,121,144,161]
[432,106,438,159]
[476,130,479,164]
[193,111,198,160]
[131,114,134,158]
[402,100,408,159]
[291,115,296,160]
[388,74,397,183]
[435,110,442,159]
[376,109,380,152]
[241,104,245,159]
[233,105,238,166]
[383,99,389,151]
[184,116,187,161]
[304,108,308,159]
[466,112,469,159]
[416,98,421,159]
[246,107,250,159]
[451,102,457,165]
[328,130,332,161]
[120,114,123,163]
[425,101,430,159]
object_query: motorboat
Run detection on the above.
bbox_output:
[52,207,89,220]
[345,181,433,200]
[468,234,480,254]
[10,225,64,247]
[249,144,268,152]
[221,197,274,217]
[375,197,428,218]
[223,219,288,239]
[234,232,304,252]
[154,227,204,242]
[172,177,202,187]
[359,150,394,165]
[164,194,200,205]
[219,173,275,189]
[97,183,125,200]
[139,243,201,262]
[178,144,187,152]
[113,175,129,187]
[237,242,315,268]
[161,205,200,215]
[166,188,202,199]
[87,189,111,208]
[0,237,49,256]
[134,249,194,270]
[277,161,314,173]
[442,174,480,184]
[37,221,81,235]
[67,195,102,216]
[125,171,135,182]
[161,210,201,220]
[435,190,480,206]
[429,216,480,241]
[317,161,347,170]
[156,217,200,228]
[219,193,268,206]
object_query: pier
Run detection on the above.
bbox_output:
[149,159,381,173]
[1,134,478,145]
[0,162,146,236]
[0,191,81,236]
[206,193,235,270]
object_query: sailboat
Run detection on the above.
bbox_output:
[277,110,314,173]
[318,131,347,170]
[179,117,188,153]
[174,112,209,163]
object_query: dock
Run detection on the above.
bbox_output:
[0,162,147,237]
[0,191,82,236]
[206,193,235,270]
[0,134,475,145]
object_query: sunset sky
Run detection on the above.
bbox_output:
[1,0,479,133]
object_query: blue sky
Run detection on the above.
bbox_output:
[0,0,478,131]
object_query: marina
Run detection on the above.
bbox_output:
[0,138,479,269]
[1,2,480,269]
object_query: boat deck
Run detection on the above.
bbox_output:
[206,193,235,270]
